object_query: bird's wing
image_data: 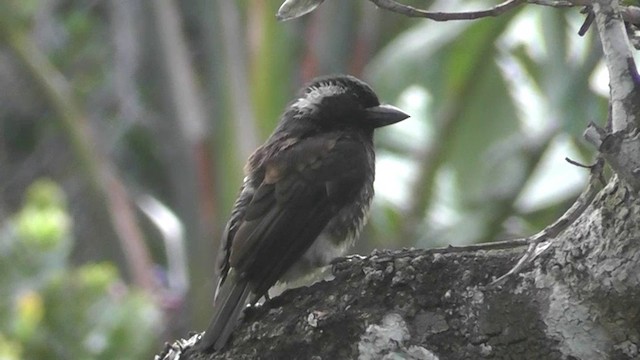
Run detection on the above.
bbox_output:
[228,132,369,298]
[215,133,301,294]
[214,177,254,299]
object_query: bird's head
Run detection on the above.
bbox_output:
[288,75,409,132]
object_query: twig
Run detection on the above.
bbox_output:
[368,0,640,26]
[578,6,595,36]
[489,157,605,286]
[369,0,525,21]
[526,0,575,6]
[277,0,640,25]
[430,239,529,254]
[565,156,594,169]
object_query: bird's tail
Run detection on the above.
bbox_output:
[196,276,252,353]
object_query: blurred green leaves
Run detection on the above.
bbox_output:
[0,180,160,359]
[364,5,605,247]
[15,179,70,250]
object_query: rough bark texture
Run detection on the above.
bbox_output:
[159,178,639,360]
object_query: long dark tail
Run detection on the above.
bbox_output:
[196,277,252,353]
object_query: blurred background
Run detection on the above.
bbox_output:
[0,0,607,358]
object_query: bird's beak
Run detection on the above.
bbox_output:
[365,105,410,128]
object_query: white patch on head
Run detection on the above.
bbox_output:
[292,83,346,113]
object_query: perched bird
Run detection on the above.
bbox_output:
[197,74,409,352]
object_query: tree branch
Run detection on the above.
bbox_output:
[368,0,525,21]
[593,0,640,132]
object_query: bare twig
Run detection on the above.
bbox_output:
[565,156,594,169]
[276,0,640,27]
[526,0,575,6]
[578,6,595,36]
[489,157,605,286]
[369,0,640,26]
[430,238,529,253]
[369,0,525,21]
[431,156,605,268]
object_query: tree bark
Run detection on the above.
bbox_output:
[155,178,639,360]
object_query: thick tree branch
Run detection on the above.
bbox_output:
[160,177,640,359]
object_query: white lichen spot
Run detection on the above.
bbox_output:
[358,313,439,360]
[470,287,484,304]
[307,310,327,328]
[443,289,452,300]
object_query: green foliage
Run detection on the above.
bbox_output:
[366,5,606,246]
[0,180,161,360]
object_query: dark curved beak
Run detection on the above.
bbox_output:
[365,105,410,128]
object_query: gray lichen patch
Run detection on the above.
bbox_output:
[358,313,437,360]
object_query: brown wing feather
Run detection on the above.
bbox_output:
[215,178,254,298]
[228,132,369,299]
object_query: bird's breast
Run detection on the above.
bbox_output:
[282,156,375,281]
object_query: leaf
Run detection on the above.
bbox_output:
[276,0,325,21]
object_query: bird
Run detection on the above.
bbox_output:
[196,74,409,352]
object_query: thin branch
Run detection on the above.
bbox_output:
[429,157,606,264]
[489,157,605,286]
[565,156,594,168]
[368,0,640,27]
[430,238,529,253]
[368,0,525,21]
[527,0,575,6]
[578,6,595,36]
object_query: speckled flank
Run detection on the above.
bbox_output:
[279,141,375,282]
[281,181,373,282]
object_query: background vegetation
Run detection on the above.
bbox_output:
[0,0,606,357]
